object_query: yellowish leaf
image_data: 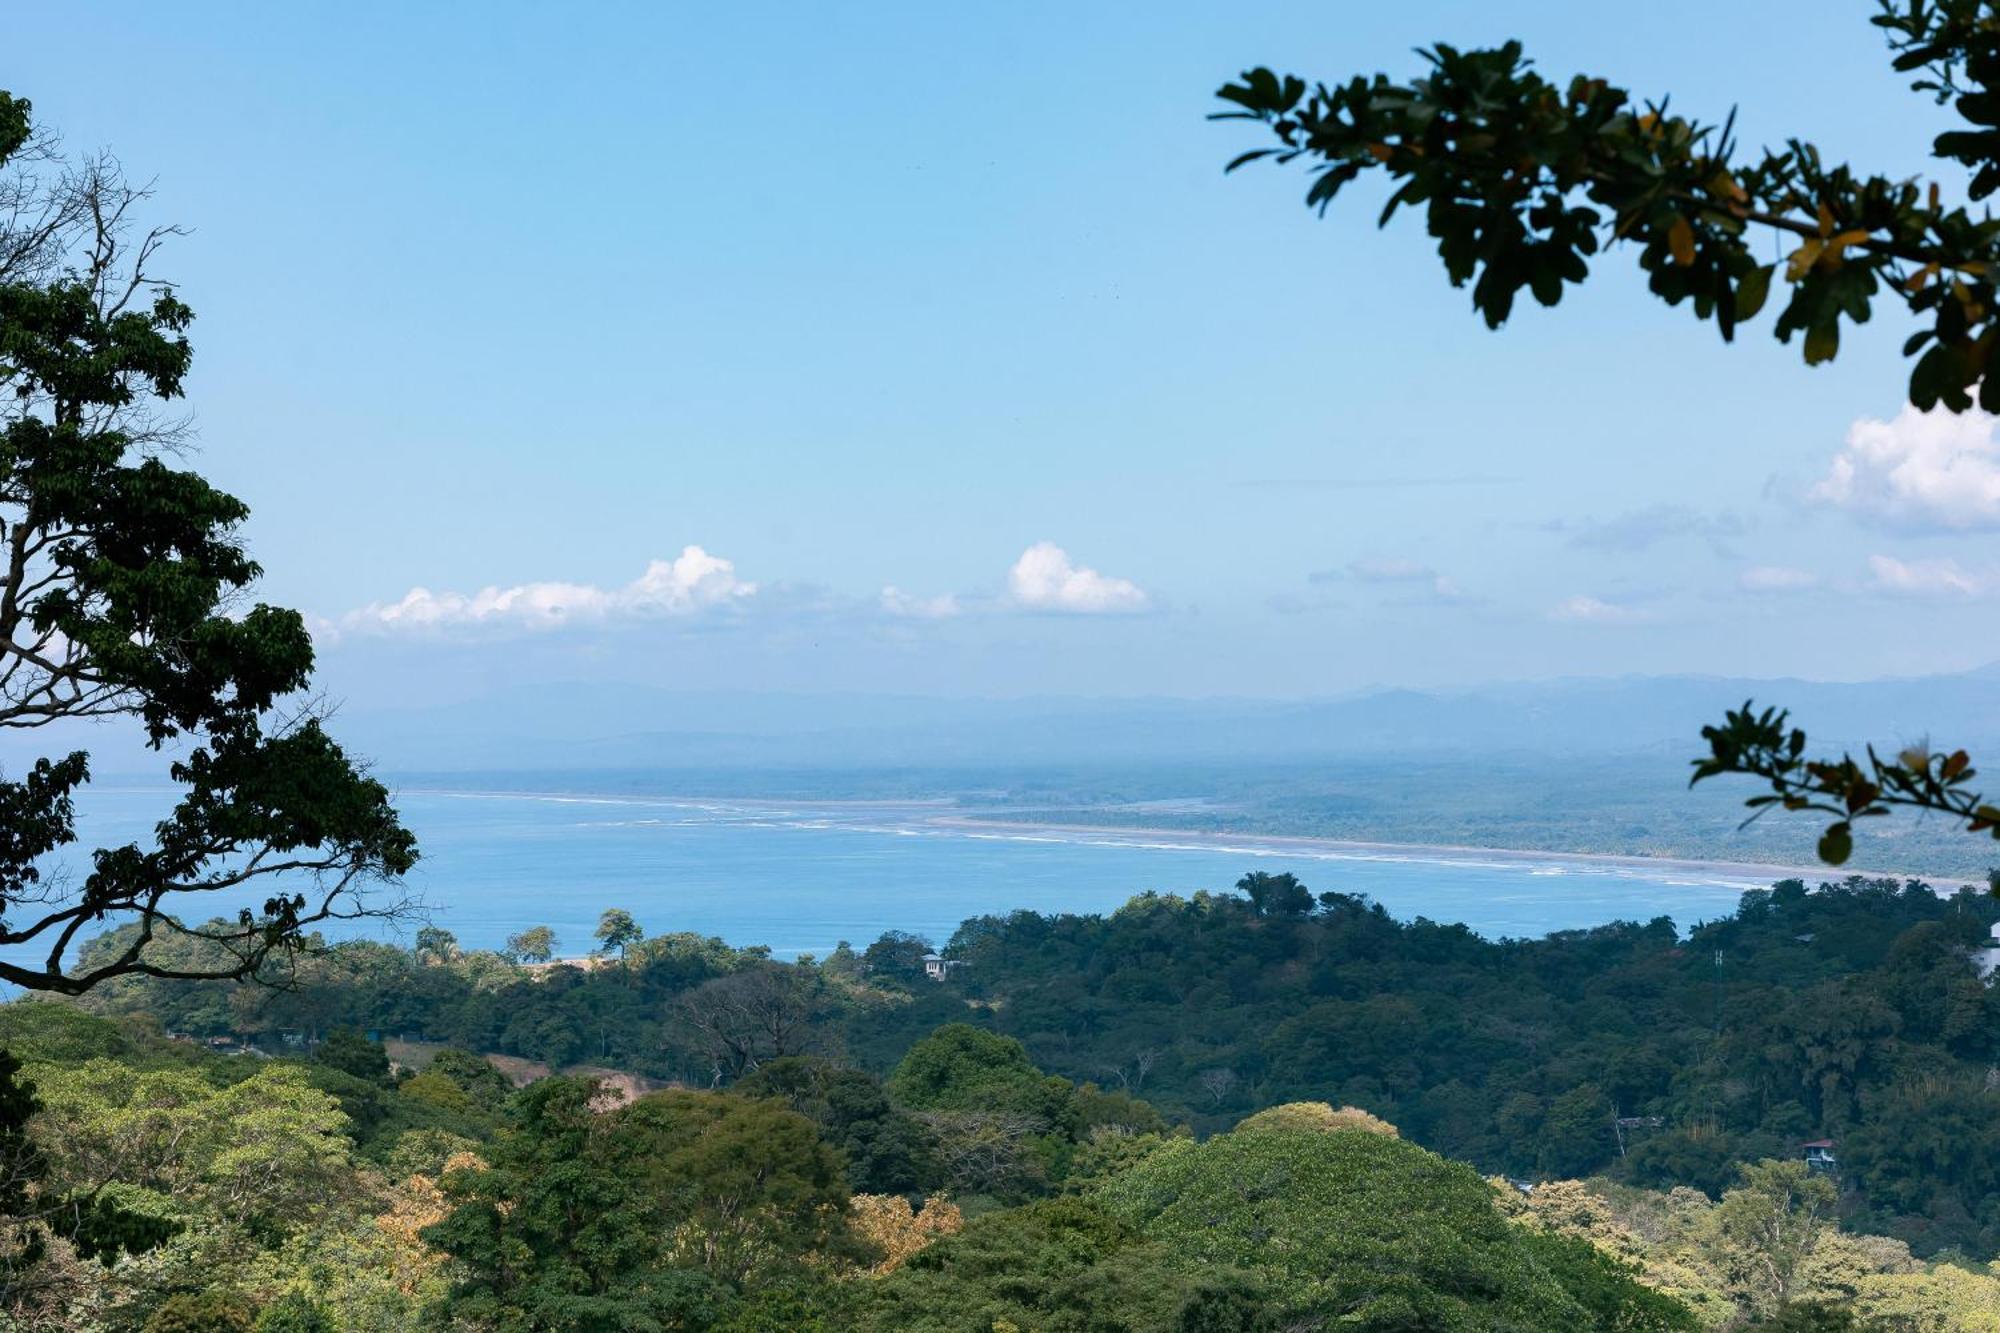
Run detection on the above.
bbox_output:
[1821,229,1870,268]
[1668,215,1696,267]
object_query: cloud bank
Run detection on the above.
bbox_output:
[342,546,756,635]
[1810,405,2000,531]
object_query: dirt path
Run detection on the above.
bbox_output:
[385,1039,668,1105]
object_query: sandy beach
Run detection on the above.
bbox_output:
[922,812,1973,890]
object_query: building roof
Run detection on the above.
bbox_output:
[1801,1139,1835,1149]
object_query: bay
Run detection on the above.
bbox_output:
[20,785,1882,967]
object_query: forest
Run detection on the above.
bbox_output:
[0,873,1990,1328]
[66,874,2000,1252]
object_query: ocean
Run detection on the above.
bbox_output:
[14,784,1886,971]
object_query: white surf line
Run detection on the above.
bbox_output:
[388,787,1981,893]
[919,815,1976,891]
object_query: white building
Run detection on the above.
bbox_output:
[1973,922,2000,981]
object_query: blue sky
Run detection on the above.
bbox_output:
[11,3,1998,702]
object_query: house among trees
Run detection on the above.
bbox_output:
[1971,921,2000,982]
[1802,1140,1837,1173]
[922,953,961,981]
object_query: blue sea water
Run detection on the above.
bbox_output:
[12,785,1842,971]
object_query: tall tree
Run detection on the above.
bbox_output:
[411,927,459,966]
[1707,1159,1840,1316]
[0,93,415,993]
[595,908,643,963]
[503,924,558,964]
[672,963,839,1083]
[1211,3,2000,867]
[1236,871,1313,918]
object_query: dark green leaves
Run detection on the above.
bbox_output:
[1216,18,2000,409]
[1212,68,1306,119]
[0,95,27,163]
[0,92,415,994]
[1693,700,1996,870]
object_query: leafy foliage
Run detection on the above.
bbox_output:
[1232,1100,1398,1137]
[421,1080,847,1328]
[1214,7,2000,402]
[0,91,413,994]
[250,1291,335,1333]
[311,1029,389,1085]
[503,925,558,965]
[844,1196,1267,1333]
[143,1289,257,1333]
[71,875,2000,1255]
[8,925,1991,1328]
[1095,1124,1691,1330]
[0,1043,174,1306]
[1693,702,2000,868]
[733,1056,936,1194]
[844,1194,963,1276]
[28,1059,357,1239]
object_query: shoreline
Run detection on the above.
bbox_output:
[390,784,1969,889]
[922,813,1960,887]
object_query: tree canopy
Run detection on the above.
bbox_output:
[421,1080,848,1328]
[1094,1122,1693,1330]
[0,92,414,993]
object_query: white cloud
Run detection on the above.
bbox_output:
[1007,542,1149,614]
[1550,595,1649,624]
[1739,565,1819,593]
[1865,553,1988,597]
[880,586,962,619]
[1809,405,2000,530]
[343,546,755,635]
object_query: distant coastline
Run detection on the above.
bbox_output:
[392,783,1969,892]
[923,813,1961,891]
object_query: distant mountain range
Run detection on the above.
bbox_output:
[295,665,2000,775]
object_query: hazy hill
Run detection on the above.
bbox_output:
[309,666,2000,773]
